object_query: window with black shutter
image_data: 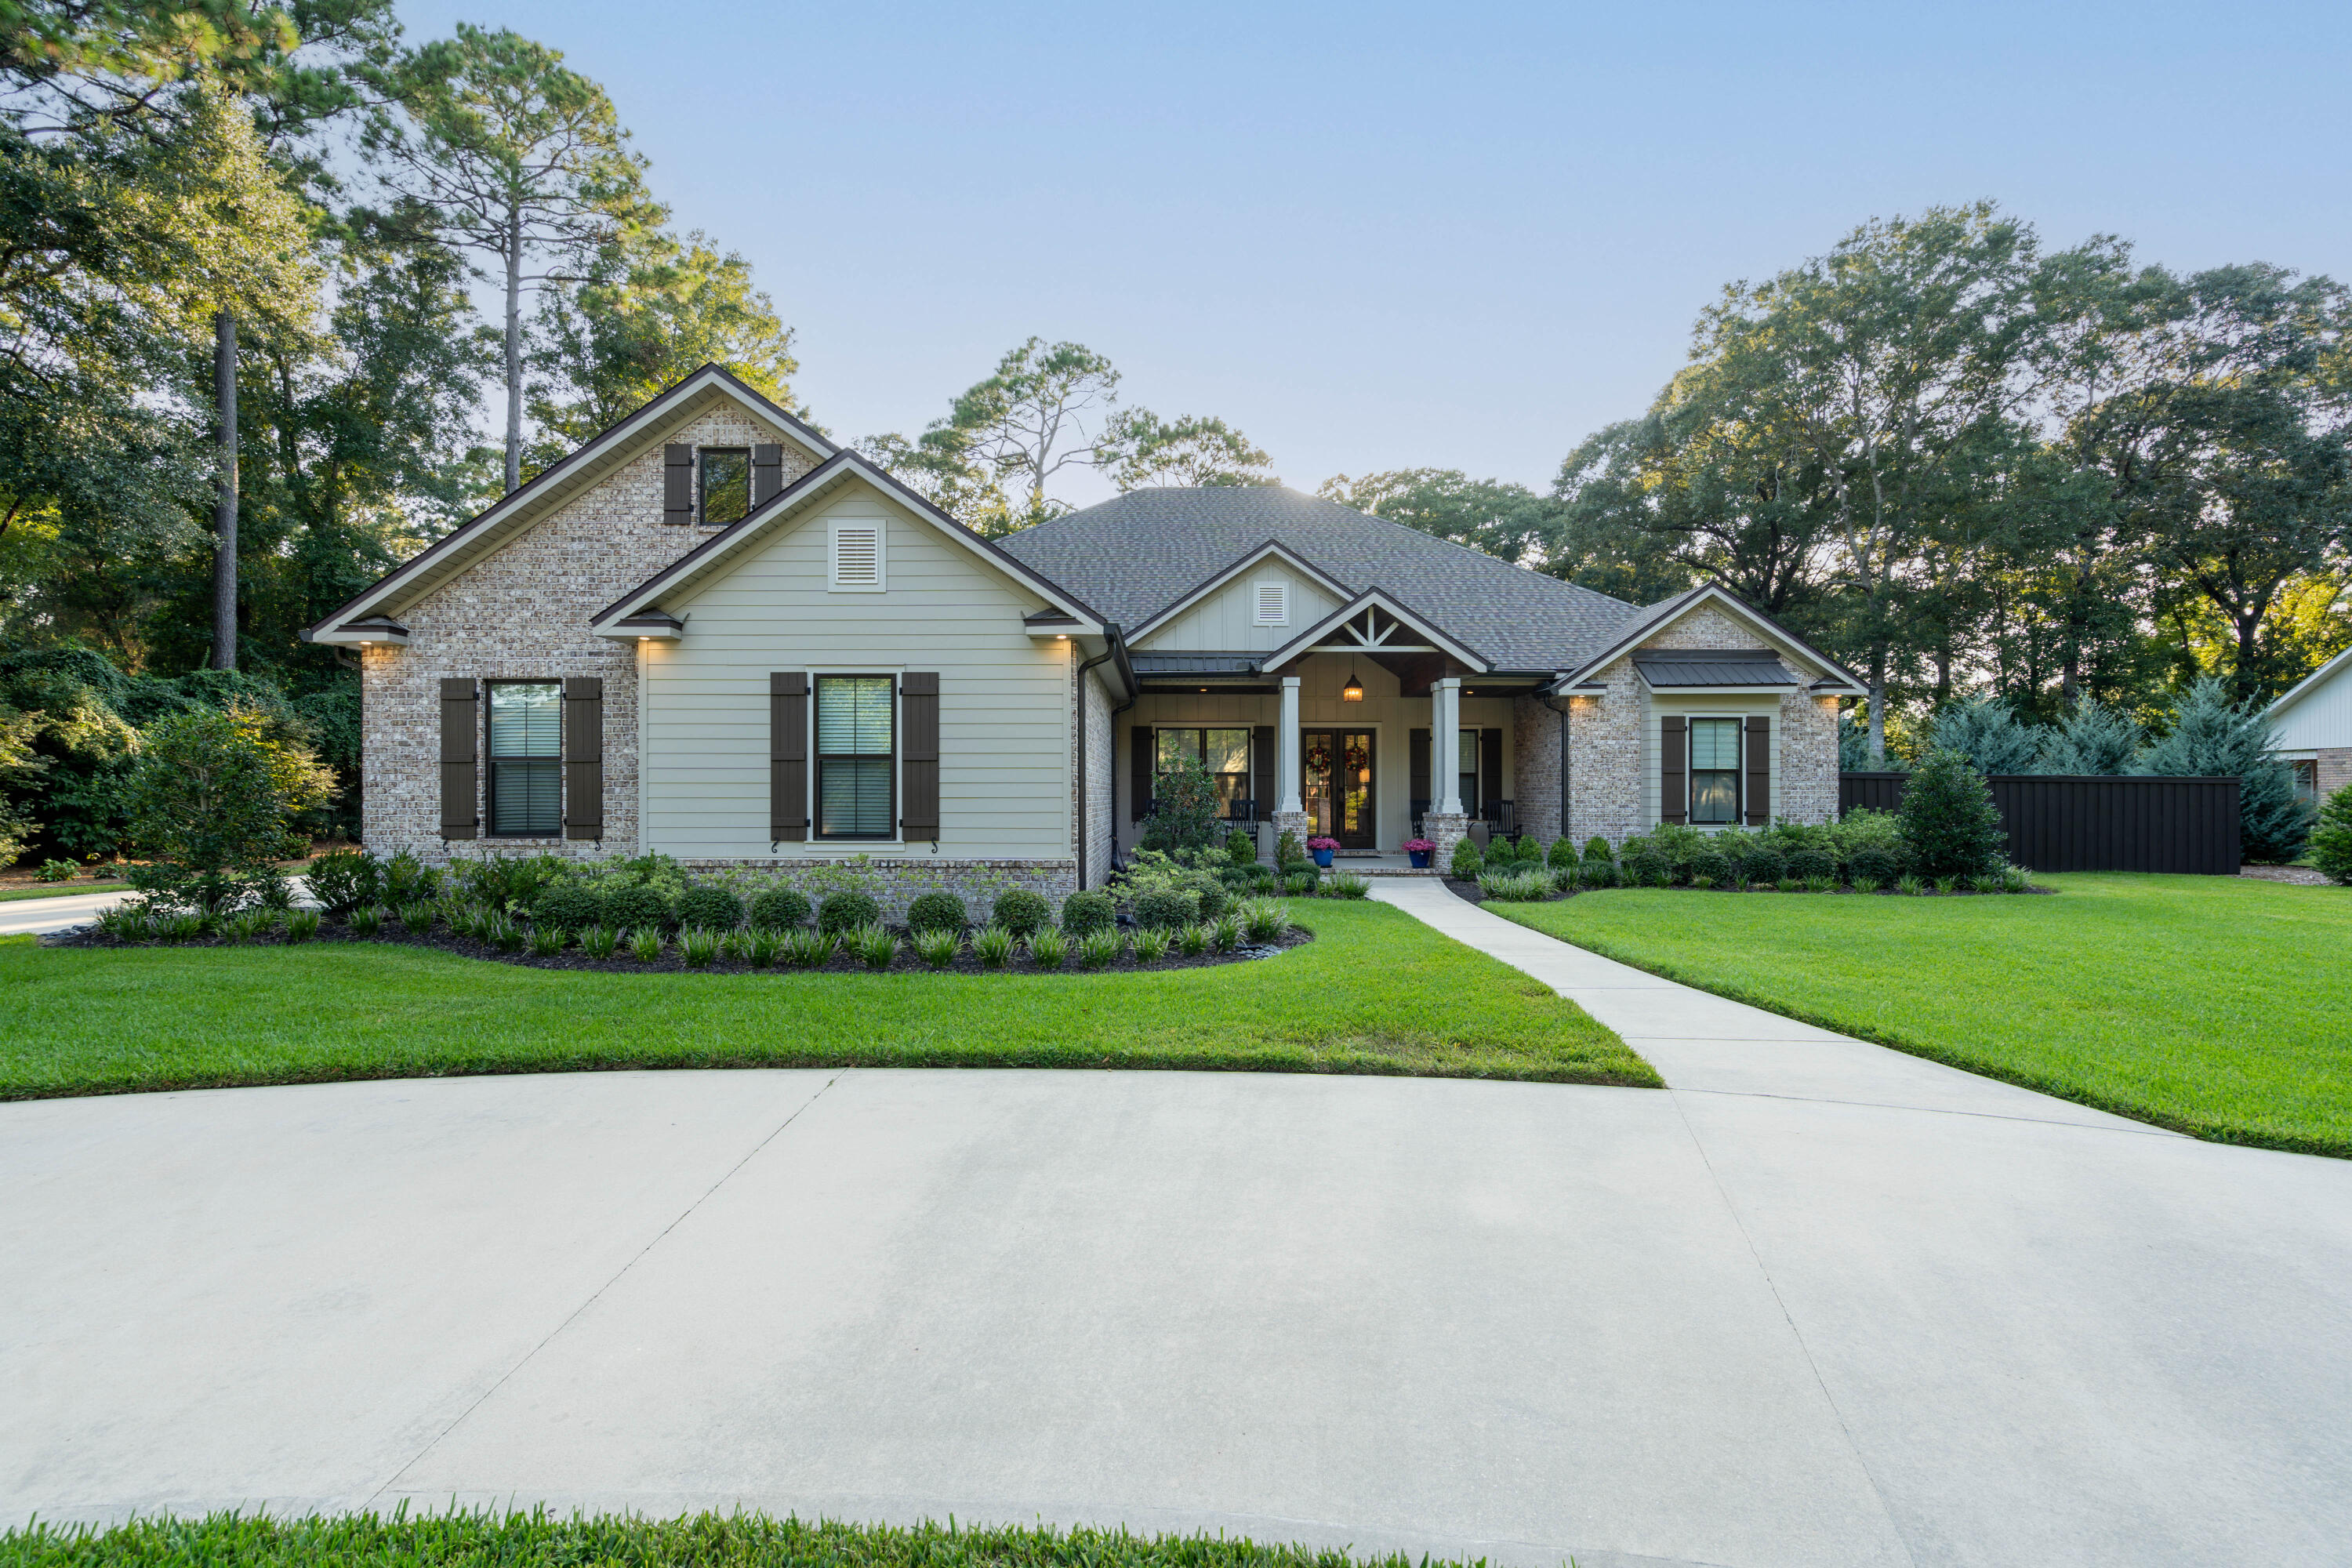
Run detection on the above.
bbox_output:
[486,681,563,836]
[815,675,895,838]
[700,447,750,524]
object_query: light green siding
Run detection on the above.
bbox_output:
[641,482,1072,860]
[1134,566,1345,652]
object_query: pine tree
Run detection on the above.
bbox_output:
[2306,782,2352,886]
[2035,697,2144,775]
[2138,678,2307,863]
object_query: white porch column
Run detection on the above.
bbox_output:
[1433,677,1462,815]
[1276,676,1303,814]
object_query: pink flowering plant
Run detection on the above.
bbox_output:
[1306,836,1341,851]
[1401,837,1437,854]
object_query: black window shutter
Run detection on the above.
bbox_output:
[664,444,693,524]
[1131,726,1154,822]
[1661,715,1688,825]
[771,672,808,841]
[1480,728,1503,814]
[752,443,784,507]
[438,677,478,840]
[1410,728,1431,804]
[901,672,939,840]
[1745,715,1770,826]
[562,677,603,840]
[1252,725,1275,815]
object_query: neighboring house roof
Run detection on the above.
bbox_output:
[590,451,1105,637]
[996,486,1643,673]
[303,365,834,641]
[1632,649,1801,688]
[2267,642,2352,721]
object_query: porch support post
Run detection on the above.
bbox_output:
[1425,676,1468,869]
[1272,674,1309,855]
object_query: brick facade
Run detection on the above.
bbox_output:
[2321,748,2352,803]
[1511,693,1564,843]
[364,407,818,863]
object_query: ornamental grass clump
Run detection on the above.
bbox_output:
[1131,926,1171,963]
[749,887,812,931]
[281,909,321,943]
[1551,862,1581,892]
[94,905,151,942]
[344,906,384,938]
[1478,869,1552,902]
[527,923,565,958]
[579,924,619,959]
[628,927,666,964]
[1078,927,1120,970]
[680,927,721,967]
[851,924,898,971]
[746,927,783,968]
[220,908,272,944]
[1025,926,1067,969]
[1242,900,1287,944]
[720,928,753,964]
[1803,875,1835,894]
[1177,922,1210,957]
[1322,873,1370,899]
[782,929,835,969]
[395,898,437,932]
[1282,869,1319,897]
[971,924,1014,968]
[158,909,209,942]
[1896,874,1926,895]
[488,913,525,952]
[1853,876,1884,894]
[1210,912,1242,952]
[914,927,960,969]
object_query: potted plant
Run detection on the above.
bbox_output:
[1306,835,1340,869]
[1402,837,1436,869]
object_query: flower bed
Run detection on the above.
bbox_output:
[58,898,1312,975]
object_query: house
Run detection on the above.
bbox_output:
[2267,644,2352,808]
[303,365,1865,910]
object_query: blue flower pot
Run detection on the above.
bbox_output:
[1312,848,1334,868]
[1408,849,1432,869]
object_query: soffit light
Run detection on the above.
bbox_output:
[1341,670,1364,702]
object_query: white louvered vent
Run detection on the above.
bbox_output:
[1254,581,1288,626]
[831,521,883,590]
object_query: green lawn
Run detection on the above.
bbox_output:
[0,901,1654,1101]
[0,1510,1472,1568]
[1489,874,2352,1157]
[0,881,129,902]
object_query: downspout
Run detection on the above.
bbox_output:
[1543,678,1574,844]
[1073,624,1128,891]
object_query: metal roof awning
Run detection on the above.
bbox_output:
[1632,648,1801,688]
[1131,653,1262,677]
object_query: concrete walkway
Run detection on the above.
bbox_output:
[0,886,136,937]
[4,909,2350,1566]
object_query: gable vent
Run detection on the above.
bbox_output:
[831,521,883,590]
[1254,581,1288,626]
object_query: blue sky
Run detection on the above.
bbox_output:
[397,0,2351,505]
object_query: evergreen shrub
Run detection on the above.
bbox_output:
[992,888,1051,937]
[675,885,745,931]
[817,891,882,935]
[1058,888,1116,935]
[750,887,812,930]
[904,891,968,934]
[1899,749,2006,878]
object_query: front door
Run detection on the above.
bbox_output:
[1301,730,1377,848]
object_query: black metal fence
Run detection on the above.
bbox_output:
[1838,772,2242,875]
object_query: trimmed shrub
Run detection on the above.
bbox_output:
[993,887,1051,937]
[904,891,968,934]
[532,880,604,933]
[676,884,746,931]
[1192,878,1230,920]
[2311,782,2352,886]
[1274,829,1305,868]
[1733,843,1784,886]
[604,883,673,934]
[1622,837,1671,884]
[1899,748,2006,878]
[1581,836,1614,863]
[817,890,882,935]
[1847,843,1904,884]
[749,887,812,930]
[1450,837,1483,880]
[1548,837,1578,869]
[1225,829,1258,868]
[1690,847,1730,886]
[1059,888,1116,935]
[1786,845,1836,883]
[305,849,381,916]
[1132,887,1200,930]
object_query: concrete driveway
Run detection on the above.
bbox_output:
[5,1055,2349,1568]
[0,887,136,937]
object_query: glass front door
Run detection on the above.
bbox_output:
[1301,730,1377,848]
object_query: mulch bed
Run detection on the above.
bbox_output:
[43,915,1316,976]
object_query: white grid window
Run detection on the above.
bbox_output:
[830,521,883,590]
[1254,581,1287,625]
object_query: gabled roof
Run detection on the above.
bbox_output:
[997,485,1641,673]
[1554,583,1867,695]
[303,365,834,640]
[1123,541,1356,644]
[590,450,1104,637]
[1262,588,1492,673]
[2267,642,2352,720]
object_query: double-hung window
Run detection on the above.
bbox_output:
[486,681,562,836]
[816,675,895,838]
[1690,717,1740,825]
[1457,728,1479,811]
[1156,727,1252,816]
[700,447,750,524]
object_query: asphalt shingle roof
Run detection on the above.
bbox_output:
[998,486,1645,673]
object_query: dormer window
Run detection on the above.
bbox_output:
[700,447,750,524]
[1254,581,1288,626]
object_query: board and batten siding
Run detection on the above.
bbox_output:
[1134,568,1345,652]
[640,488,1072,860]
